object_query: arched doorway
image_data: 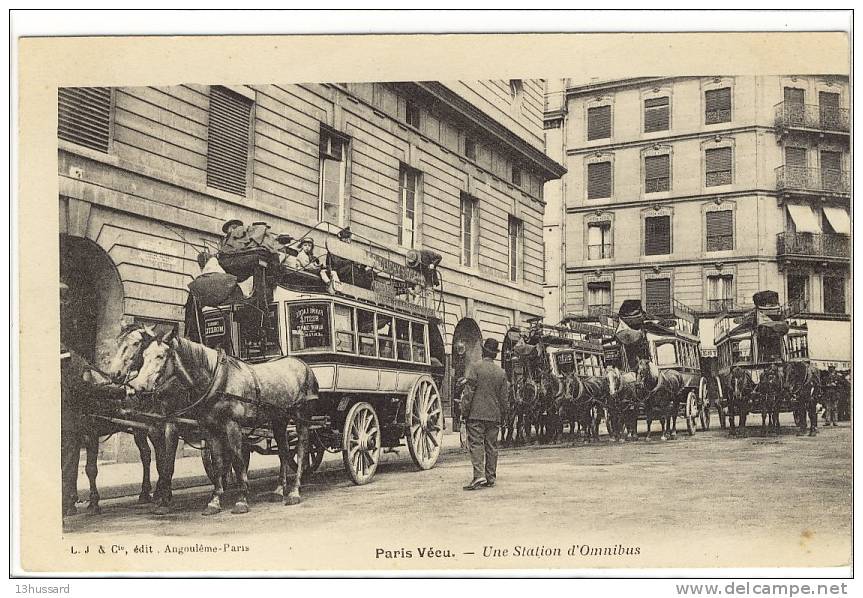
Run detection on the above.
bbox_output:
[60,235,125,366]
[450,317,483,424]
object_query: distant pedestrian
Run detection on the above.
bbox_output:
[822,365,841,427]
[461,338,509,491]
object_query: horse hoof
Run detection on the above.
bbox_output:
[231,502,250,515]
[201,506,221,516]
[284,495,301,506]
[86,504,102,516]
[152,505,171,516]
[137,493,153,505]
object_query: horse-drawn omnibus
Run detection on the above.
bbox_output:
[611,299,710,435]
[713,290,811,432]
[189,232,448,486]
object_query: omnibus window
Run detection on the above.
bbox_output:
[334,304,355,354]
[731,338,751,363]
[357,309,376,357]
[411,322,426,363]
[236,303,281,360]
[655,342,677,366]
[288,303,331,352]
[396,319,411,361]
[377,314,395,359]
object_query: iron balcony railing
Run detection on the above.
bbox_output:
[776,232,850,259]
[705,298,737,313]
[774,101,850,133]
[587,304,612,317]
[775,165,850,195]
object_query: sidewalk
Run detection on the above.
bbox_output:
[77,419,465,502]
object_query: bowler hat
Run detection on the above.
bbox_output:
[222,219,244,234]
[482,338,499,356]
[276,234,294,245]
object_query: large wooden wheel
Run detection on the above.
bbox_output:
[406,376,443,470]
[698,377,711,431]
[286,431,325,478]
[342,402,381,485]
[684,391,697,436]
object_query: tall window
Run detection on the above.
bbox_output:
[644,97,670,132]
[645,278,672,315]
[405,98,421,129]
[644,154,670,193]
[644,215,671,256]
[587,282,611,316]
[206,86,254,196]
[587,105,612,140]
[705,87,732,124]
[587,221,612,260]
[706,209,733,251]
[508,216,523,282]
[319,128,348,226]
[785,146,807,168]
[787,274,809,312]
[460,193,478,267]
[705,147,733,187]
[820,150,842,192]
[819,91,841,130]
[398,165,420,248]
[587,161,612,199]
[707,274,733,311]
[58,87,112,153]
[823,276,846,314]
[783,87,806,127]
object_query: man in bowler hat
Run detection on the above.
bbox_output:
[461,338,509,490]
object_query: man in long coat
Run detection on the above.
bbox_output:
[461,338,509,490]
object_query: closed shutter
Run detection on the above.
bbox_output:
[784,87,805,105]
[587,105,611,140]
[587,161,612,199]
[645,279,671,315]
[644,215,670,255]
[644,154,670,192]
[207,86,253,196]
[785,147,807,168]
[820,150,842,192]
[644,97,670,132]
[820,150,841,172]
[819,92,840,108]
[706,210,733,251]
[58,87,112,152]
[705,147,733,186]
[705,87,731,124]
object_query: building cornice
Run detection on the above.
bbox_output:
[566,188,780,213]
[565,77,676,98]
[565,125,784,156]
[565,254,849,274]
[413,82,567,181]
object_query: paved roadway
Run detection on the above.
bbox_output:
[61,413,851,571]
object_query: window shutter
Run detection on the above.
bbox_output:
[644,97,670,132]
[705,87,731,124]
[207,86,253,196]
[587,161,612,199]
[645,279,671,314]
[705,147,733,186]
[645,155,669,179]
[587,105,611,140]
[820,150,841,172]
[784,87,805,105]
[644,215,671,255]
[785,147,807,168]
[58,87,112,152]
[819,92,840,108]
[706,210,733,251]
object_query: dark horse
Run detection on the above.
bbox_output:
[560,374,608,443]
[129,330,319,513]
[718,366,755,437]
[606,367,638,441]
[753,364,783,436]
[61,347,129,516]
[785,360,821,437]
[635,358,682,441]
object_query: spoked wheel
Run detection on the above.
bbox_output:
[685,391,697,436]
[342,402,381,485]
[406,377,443,470]
[286,431,325,478]
[698,377,711,431]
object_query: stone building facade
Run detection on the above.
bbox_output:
[543,75,850,369]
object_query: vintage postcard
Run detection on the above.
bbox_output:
[15,25,853,577]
